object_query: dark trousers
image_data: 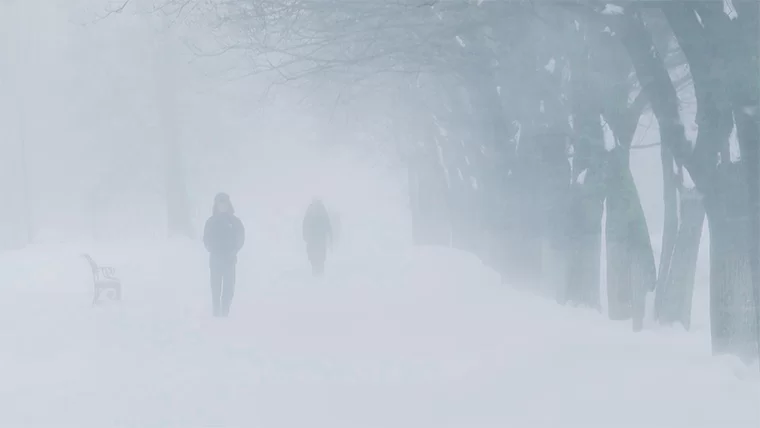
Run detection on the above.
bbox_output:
[306,241,327,275]
[210,256,236,316]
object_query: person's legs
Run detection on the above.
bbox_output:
[308,242,326,276]
[221,260,237,316]
[210,258,223,316]
[314,258,325,275]
[306,242,316,274]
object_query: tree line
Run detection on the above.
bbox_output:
[118,0,760,362]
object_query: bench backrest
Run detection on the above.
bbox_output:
[81,254,100,278]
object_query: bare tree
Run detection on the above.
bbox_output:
[126,0,759,360]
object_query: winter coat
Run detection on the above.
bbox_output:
[302,201,332,246]
[204,212,245,259]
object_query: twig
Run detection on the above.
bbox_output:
[92,0,132,23]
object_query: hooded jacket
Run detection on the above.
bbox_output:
[302,199,332,246]
[203,193,245,258]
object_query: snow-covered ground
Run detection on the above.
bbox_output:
[0,239,757,427]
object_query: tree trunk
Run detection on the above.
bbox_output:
[564,181,603,310]
[509,149,544,289]
[537,133,571,299]
[739,107,760,363]
[476,152,511,278]
[600,83,657,330]
[618,8,711,334]
[154,23,192,239]
[658,146,679,293]
[730,1,760,363]
[449,177,479,253]
[604,149,656,330]
[709,163,758,360]
[487,110,551,289]
[409,148,451,247]
[165,140,193,239]
[3,1,34,247]
[661,4,758,359]
[618,10,692,167]
[655,187,705,329]
[562,28,606,309]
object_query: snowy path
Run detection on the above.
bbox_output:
[0,242,758,427]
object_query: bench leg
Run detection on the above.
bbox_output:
[92,287,100,306]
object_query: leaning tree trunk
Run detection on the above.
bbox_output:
[604,148,656,331]
[658,146,679,293]
[600,81,657,331]
[655,185,705,330]
[617,8,706,331]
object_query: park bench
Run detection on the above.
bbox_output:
[82,254,122,306]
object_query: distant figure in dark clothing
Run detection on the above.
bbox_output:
[203,192,245,317]
[302,198,332,276]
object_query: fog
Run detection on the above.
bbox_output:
[0,1,758,427]
[0,0,408,248]
[0,1,688,248]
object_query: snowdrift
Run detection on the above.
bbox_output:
[0,241,757,427]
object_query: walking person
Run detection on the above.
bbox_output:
[302,198,332,276]
[203,192,245,317]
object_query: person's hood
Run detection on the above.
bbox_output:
[213,192,235,215]
[309,198,326,212]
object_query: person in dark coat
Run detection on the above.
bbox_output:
[302,198,332,276]
[203,192,245,317]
